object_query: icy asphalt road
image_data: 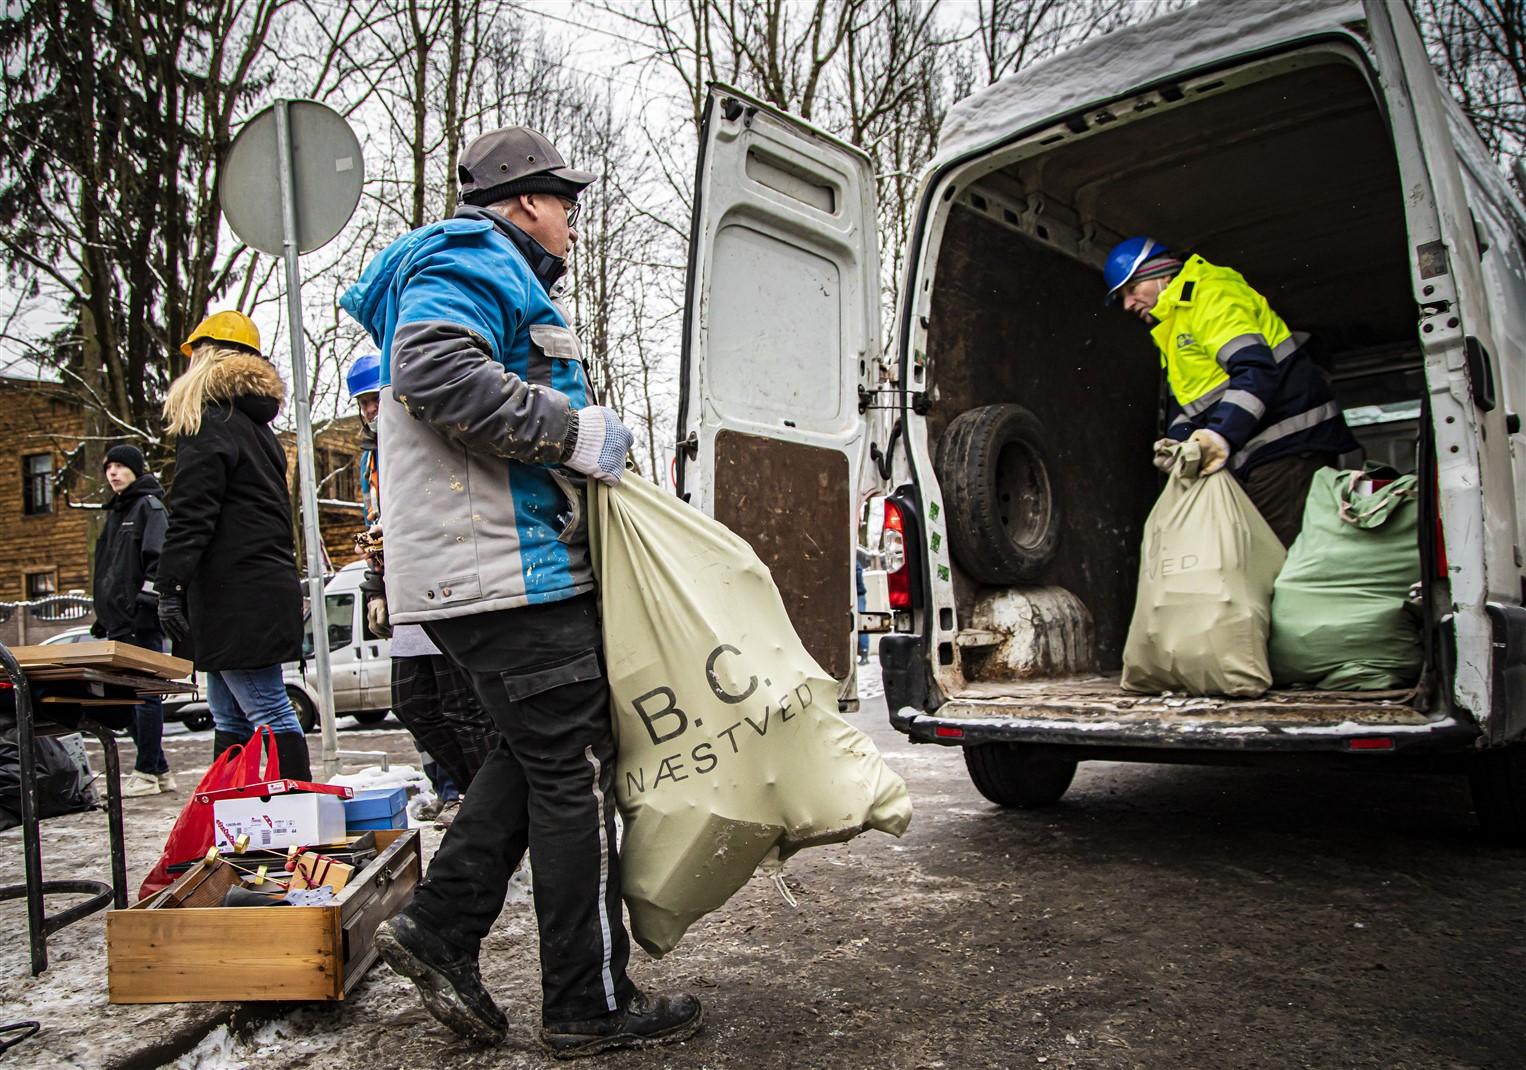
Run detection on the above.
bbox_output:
[7,679,1526,1069]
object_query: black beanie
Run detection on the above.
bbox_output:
[104,444,147,480]
[461,172,585,208]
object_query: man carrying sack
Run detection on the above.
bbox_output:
[341,126,702,1057]
[1104,236,1358,546]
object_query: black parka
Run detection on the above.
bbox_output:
[92,474,167,639]
[157,355,304,670]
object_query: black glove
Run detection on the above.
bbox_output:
[158,593,191,646]
[89,619,106,639]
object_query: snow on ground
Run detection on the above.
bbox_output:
[857,661,883,701]
[327,762,438,828]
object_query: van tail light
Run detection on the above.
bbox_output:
[882,499,911,608]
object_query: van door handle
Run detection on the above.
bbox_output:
[1465,336,1497,412]
[369,645,380,657]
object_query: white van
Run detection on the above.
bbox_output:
[162,562,392,731]
[289,561,392,727]
[675,2,1526,836]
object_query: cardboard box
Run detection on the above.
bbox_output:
[343,787,408,831]
[108,829,420,1003]
[212,792,346,851]
[290,850,355,893]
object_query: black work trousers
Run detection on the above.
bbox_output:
[390,654,498,792]
[411,593,635,1026]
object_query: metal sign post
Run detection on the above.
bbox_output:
[273,103,338,779]
[221,99,365,778]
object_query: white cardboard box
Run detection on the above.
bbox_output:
[212,793,347,851]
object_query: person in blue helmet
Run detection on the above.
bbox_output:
[345,353,497,826]
[1104,237,1358,546]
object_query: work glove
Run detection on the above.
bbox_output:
[158,593,191,646]
[366,593,392,639]
[1151,438,1178,474]
[89,619,106,639]
[1188,428,1230,475]
[561,405,634,487]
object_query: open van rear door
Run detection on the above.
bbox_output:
[1366,2,1524,735]
[676,85,878,688]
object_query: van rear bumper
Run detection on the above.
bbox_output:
[898,707,1478,755]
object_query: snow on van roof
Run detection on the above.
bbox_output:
[932,0,1365,170]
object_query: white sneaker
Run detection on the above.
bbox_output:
[121,770,163,797]
[157,772,178,793]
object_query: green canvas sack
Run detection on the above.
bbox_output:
[1269,469,1422,690]
[589,474,912,957]
[1121,441,1286,697]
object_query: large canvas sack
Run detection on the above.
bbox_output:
[1270,469,1422,690]
[1121,441,1286,697]
[590,475,912,957]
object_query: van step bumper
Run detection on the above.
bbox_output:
[892,675,1479,754]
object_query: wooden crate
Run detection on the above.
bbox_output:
[107,829,421,1003]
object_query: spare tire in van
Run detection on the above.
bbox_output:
[936,403,1060,585]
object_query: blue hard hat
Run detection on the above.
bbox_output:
[1103,236,1171,305]
[346,353,381,399]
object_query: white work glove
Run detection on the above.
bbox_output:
[1152,438,1178,474]
[1188,428,1230,475]
[366,594,392,639]
[562,405,634,486]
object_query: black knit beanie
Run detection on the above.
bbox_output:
[103,444,147,480]
[460,171,585,208]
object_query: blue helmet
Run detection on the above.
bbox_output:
[1103,236,1172,305]
[346,353,381,399]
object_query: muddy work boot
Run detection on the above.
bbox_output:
[539,990,704,1059]
[374,911,508,1043]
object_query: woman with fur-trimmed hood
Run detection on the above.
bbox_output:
[156,311,311,779]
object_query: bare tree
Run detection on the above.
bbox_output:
[1416,0,1526,183]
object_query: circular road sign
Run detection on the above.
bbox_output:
[221,100,364,257]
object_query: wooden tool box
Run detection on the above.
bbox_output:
[106,828,420,1003]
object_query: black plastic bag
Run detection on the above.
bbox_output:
[0,712,99,832]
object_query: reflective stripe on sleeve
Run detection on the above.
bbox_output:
[1220,389,1267,420]
[1181,382,1227,417]
[1215,333,1270,369]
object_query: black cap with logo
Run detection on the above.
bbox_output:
[457,126,596,207]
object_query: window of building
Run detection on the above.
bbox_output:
[26,570,57,600]
[326,449,359,503]
[22,453,54,515]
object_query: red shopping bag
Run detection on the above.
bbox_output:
[137,726,281,900]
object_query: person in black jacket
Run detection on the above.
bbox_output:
[90,443,174,797]
[156,311,311,780]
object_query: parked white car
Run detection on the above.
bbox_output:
[287,561,393,728]
[163,562,394,732]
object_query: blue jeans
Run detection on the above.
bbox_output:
[206,665,303,737]
[120,629,169,774]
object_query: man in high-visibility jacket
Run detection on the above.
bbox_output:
[1105,237,1358,546]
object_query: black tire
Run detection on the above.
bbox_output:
[963,743,1077,808]
[936,403,1061,585]
[1470,745,1526,843]
[353,710,389,726]
[183,709,212,732]
[287,687,318,734]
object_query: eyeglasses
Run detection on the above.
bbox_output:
[560,198,582,228]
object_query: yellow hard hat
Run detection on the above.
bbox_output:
[180,310,261,358]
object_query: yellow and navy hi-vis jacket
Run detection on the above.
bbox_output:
[1150,255,1356,472]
